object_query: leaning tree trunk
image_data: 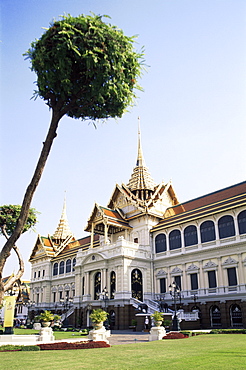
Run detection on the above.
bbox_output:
[0,226,25,292]
[0,108,63,305]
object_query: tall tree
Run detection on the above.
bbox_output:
[0,205,38,303]
[1,14,143,305]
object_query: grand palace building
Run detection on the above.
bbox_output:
[29,127,246,330]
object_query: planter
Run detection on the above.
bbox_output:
[154,320,163,327]
[42,322,51,327]
[93,321,104,330]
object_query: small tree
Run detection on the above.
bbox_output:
[1,14,143,306]
[0,205,38,303]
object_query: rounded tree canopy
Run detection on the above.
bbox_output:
[0,205,38,237]
[24,14,144,120]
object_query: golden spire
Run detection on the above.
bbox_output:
[127,118,156,200]
[53,194,73,241]
[136,117,145,167]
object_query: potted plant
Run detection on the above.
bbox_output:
[89,309,108,330]
[151,311,163,327]
[38,310,56,327]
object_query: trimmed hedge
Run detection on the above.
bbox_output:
[163,332,189,339]
[210,329,246,334]
[21,345,40,351]
[37,341,110,351]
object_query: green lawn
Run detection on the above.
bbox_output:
[0,334,245,369]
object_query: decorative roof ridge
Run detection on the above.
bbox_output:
[171,180,246,210]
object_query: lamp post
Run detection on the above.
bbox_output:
[23,300,35,326]
[60,296,73,328]
[169,281,181,331]
[156,294,168,312]
[100,287,109,329]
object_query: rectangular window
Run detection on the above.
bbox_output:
[59,291,63,300]
[227,267,237,286]
[82,277,85,296]
[34,271,36,279]
[174,276,181,290]
[43,270,45,277]
[38,271,40,278]
[208,270,217,288]
[160,278,166,293]
[36,293,39,304]
[190,273,198,290]
[53,292,56,303]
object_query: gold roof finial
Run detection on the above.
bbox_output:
[53,193,73,241]
[127,118,156,198]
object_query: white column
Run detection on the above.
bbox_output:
[84,272,90,295]
[237,254,244,285]
[217,258,224,287]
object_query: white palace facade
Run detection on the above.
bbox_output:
[29,128,246,330]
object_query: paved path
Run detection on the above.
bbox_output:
[0,331,150,346]
[108,331,149,346]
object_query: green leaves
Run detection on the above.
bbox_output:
[24,13,144,121]
[0,205,39,237]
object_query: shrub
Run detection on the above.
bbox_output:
[0,344,22,351]
[180,331,193,337]
[210,329,246,334]
[89,309,108,324]
[37,341,110,351]
[21,345,40,351]
[163,332,189,340]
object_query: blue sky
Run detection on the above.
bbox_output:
[1,0,246,280]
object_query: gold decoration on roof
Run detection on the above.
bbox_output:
[127,118,156,200]
[53,196,73,241]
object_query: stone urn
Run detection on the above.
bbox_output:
[42,321,51,327]
[93,321,104,330]
[154,320,163,327]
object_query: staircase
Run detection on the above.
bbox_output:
[60,306,75,322]
[130,298,199,322]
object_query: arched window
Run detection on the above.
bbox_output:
[238,210,246,235]
[131,269,143,301]
[53,263,58,276]
[210,305,221,328]
[184,225,198,247]
[218,215,235,239]
[169,230,181,250]
[72,257,76,271]
[109,310,116,329]
[155,234,167,253]
[110,271,116,299]
[200,221,215,243]
[66,259,71,273]
[94,272,101,300]
[230,304,243,328]
[59,261,64,274]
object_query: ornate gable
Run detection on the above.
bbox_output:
[29,235,55,262]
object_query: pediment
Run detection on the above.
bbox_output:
[171,267,183,274]
[186,263,199,272]
[82,252,106,265]
[222,257,238,266]
[203,261,218,270]
[29,235,54,261]
[156,269,167,277]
